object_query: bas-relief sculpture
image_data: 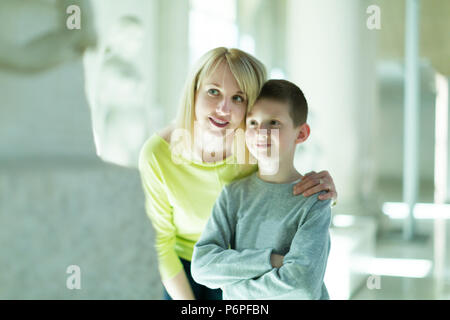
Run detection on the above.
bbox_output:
[91,16,149,167]
[0,0,161,299]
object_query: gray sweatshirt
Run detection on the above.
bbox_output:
[191,172,332,300]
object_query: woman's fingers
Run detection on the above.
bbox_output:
[293,170,338,206]
[303,170,316,177]
[293,171,320,194]
[316,170,337,201]
[293,170,336,197]
[302,182,331,197]
[293,176,320,195]
[318,191,337,201]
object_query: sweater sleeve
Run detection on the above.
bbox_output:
[191,187,274,289]
[138,142,183,281]
[225,198,332,299]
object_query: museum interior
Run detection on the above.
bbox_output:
[0,0,449,299]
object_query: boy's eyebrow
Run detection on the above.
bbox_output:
[246,112,285,120]
[207,83,245,95]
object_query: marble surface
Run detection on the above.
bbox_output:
[0,161,162,299]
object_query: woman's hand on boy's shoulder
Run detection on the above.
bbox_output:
[292,170,337,203]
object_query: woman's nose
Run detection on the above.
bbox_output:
[216,98,231,115]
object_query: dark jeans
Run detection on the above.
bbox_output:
[163,258,223,300]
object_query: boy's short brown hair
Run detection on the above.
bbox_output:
[255,79,308,127]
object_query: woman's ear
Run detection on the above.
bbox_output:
[295,123,310,144]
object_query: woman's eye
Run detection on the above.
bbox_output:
[208,89,219,96]
[233,95,244,103]
[270,120,280,126]
[247,120,257,126]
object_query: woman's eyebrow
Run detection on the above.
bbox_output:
[207,83,245,95]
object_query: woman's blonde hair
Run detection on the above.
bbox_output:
[172,47,267,161]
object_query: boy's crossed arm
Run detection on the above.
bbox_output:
[224,198,332,300]
[192,186,332,300]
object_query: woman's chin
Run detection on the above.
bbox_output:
[207,124,237,137]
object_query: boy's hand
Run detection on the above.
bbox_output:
[270,254,284,268]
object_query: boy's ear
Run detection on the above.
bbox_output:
[295,123,310,144]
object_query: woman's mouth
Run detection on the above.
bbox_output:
[256,143,271,148]
[209,116,230,128]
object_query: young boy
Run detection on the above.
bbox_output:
[191,79,332,300]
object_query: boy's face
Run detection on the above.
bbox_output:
[245,98,309,163]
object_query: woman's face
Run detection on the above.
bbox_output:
[194,62,247,140]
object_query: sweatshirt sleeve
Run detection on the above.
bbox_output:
[191,186,274,289]
[138,141,183,281]
[225,198,332,299]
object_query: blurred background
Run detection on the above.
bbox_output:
[0,0,449,299]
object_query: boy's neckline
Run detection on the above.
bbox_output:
[255,171,302,185]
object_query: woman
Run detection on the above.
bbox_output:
[138,47,337,300]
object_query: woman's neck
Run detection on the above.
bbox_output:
[192,131,235,163]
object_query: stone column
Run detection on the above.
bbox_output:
[286,0,378,212]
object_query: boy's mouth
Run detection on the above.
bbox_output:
[256,143,271,148]
[209,116,229,128]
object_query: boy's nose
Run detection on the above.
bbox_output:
[258,123,272,132]
[257,128,271,138]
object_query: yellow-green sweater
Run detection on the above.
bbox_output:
[138,134,257,281]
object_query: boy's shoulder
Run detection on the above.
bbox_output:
[302,190,333,215]
[303,186,331,202]
[224,172,256,190]
[221,172,257,199]
[223,174,332,211]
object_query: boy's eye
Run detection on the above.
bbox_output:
[207,88,219,96]
[247,120,257,126]
[270,120,280,126]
